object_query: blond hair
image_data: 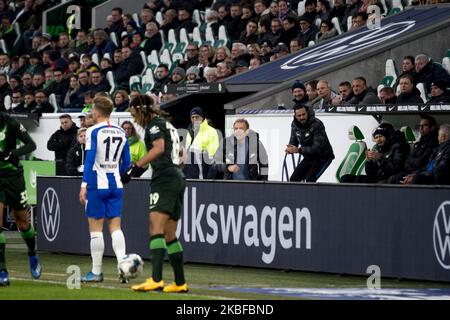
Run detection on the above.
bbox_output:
[93,96,114,117]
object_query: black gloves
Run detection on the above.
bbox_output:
[0,151,19,167]
[121,164,141,184]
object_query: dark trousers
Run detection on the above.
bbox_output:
[290,158,332,182]
[340,174,377,183]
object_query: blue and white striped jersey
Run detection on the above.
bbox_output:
[82,121,131,189]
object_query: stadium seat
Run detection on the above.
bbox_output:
[4,95,11,111]
[156,11,163,26]
[315,18,321,28]
[216,25,230,48]
[331,17,343,35]
[401,126,416,145]
[416,83,428,103]
[442,57,450,74]
[147,50,160,72]
[308,40,315,47]
[172,28,188,55]
[106,71,116,96]
[141,73,155,94]
[132,13,140,27]
[298,0,305,16]
[0,39,7,54]
[379,59,397,88]
[162,29,176,54]
[129,75,141,92]
[392,0,404,10]
[110,32,118,47]
[12,23,21,49]
[192,26,203,47]
[140,51,148,73]
[347,16,352,32]
[204,25,215,46]
[335,125,367,182]
[49,93,59,112]
[160,48,173,71]
[380,0,388,16]
[92,53,99,66]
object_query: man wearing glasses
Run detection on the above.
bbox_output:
[389,115,439,184]
[9,91,26,113]
[179,44,199,70]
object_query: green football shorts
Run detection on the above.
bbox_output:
[149,174,186,220]
[0,174,28,210]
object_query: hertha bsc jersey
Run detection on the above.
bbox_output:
[82,121,131,189]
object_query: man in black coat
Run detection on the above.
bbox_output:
[30,90,54,115]
[413,54,450,93]
[402,124,450,185]
[113,46,144,89]
[396,74,424,104]
[285,104,334,182]
[427,81,450,104]
[47,114,79,176]
[142,22,163,55]
[389,115,439,184]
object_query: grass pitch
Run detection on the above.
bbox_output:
[2,233,450,300]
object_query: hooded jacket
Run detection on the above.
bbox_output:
[404,129,439,173]
[396,87,424,104]
[289,106,334,161]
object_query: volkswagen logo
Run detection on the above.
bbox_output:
[41,187,60,242]
[433,201,450,270]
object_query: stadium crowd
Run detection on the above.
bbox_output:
[1,0,450,185]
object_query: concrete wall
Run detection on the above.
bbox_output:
[92,0,147,29]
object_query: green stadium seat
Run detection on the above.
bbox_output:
[336,125,367,182]
[401,126,416,145]
[129,75,141,92]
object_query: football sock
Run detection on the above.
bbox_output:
[19,224,36,257]
[0,231,6,271]
[167,238,186,286]
[90,232,104,275]
[111,229,126,264]
[149,234,166,282]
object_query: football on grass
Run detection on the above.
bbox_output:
[119,254,144,278]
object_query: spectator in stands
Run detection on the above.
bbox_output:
[231,42,247,64]
[278,16,300,46]
[259,18,281,49]
[227,3,244,41]
[289,38,302,53]
[428,81,450,104]
[315,80,338,111]
[378,86,397,104]
[218,4,232,27]
[121,120,147,175]
[0,15,16,51]
[179,43,199,70]
[21,72,33,92]
[401,123,450,185]
[100,57,113,76]
[37,33,52,53]
[88,70,110,94]
[349,12,367,31]
[139,8,156,32]
[216,60,234,81]
[81,54,99,72]
[160,8,178,39]
[260,40,274,62]
[44,68,54,90]
[0,53,10,74]
[63,75,81,110]
[169,67,186,85]
[247,43,262,58]
[9,75,22,94]
[66,127,86,176]
[388,115,439,184]
[23,91,35,111]
[74,30,89,55]
[292,80,309,106]
[59,33,74,58]
[211,46,231,67]
[32,72,45,91]
[9,90,26,113]
[303,0,319,23]
[298,16,318,48]
[239,19,259,45]
[249,56,262,69]
[0,0,14,21]
[90,29,117,60]
[113,90,129,112]
[204,67,218,83]
[113,46,144,89]
[329,0,347,26]
[413,54,450,93]
[347,76,381,105]
[176,7,197,38]
[396,74,424,104]
[306,80,321,108]
[315,20,338,43]
[47,68,69,107]
[198,44,215,68]
[342,125,409,183]
[81,91,96,113]
[342,0,361,31]
[215,118,269,181]
[152,63,171,94]
[186,66,202,83]
[75,70,90,104]
[113,48,122,69]
[266,1,279,21]
[0,73,11,111]
[278,0,298,22]
[331,81,353,105]
[109,7,125,41]
[203,9,220,39]
[68,57,81,75]
[84,112,95,128]
[393,55,416,92]
[286,104,334,182]
[235,59,249,74]
[31,89,54,115]
[130,31,145,52]
[270,43,290,61]
[254,0,268,20]
[184,106,220,179]
[316,0,332,23]
[142,22,163,55]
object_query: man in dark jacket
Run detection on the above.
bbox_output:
[215,119,268,181]
[389,115,439,184]
[66,127,86,176]
[298,16,318,48]
[175,7,197,39]
[427,81,450,104]
[285,104,334,182]
[30,90,54,115]
[401,124,450,185]
[396,74,424,104]
[347,77,381,105]
[46,68,69,107]
[142,22,162,55]
[113,46,144,89]
[291,80,309,106]
[413,54,450,93]
[47,114,79,176]
[363,126,409,183]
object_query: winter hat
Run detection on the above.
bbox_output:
[292,80,306,93]
[190,107,204,118]
[372,126,390,138]
[431,81,448,92]
[186,66,199,77]
[172,67,186,78]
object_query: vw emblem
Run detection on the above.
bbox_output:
[41,187,60,242]
[433,201,450,270]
